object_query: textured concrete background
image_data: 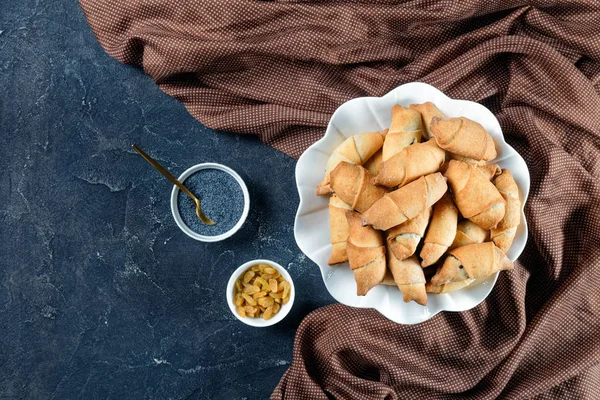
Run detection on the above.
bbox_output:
[0,1,333,398]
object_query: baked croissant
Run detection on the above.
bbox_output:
[382,105,423,161]
[373,139,446,188]
[328,195,352,265]
[330,162,387,213]
[449,220,489,250]
[363,149,383,176]
[317,130,385,195]
[430,116,497,161]
[381,267,397,286]
[409,102,446,139]
[478,164,501,181]
[387,252,427,306]
[449,153,486,166]
[430,242,513,285]
[441,162,499,179]
[387,207,431,261]
[444,160,506,230]
[345,211,386,296]
[491,169,520,253]
[362,173,447,231]
[426,279,475,294]
[420,193,458,267]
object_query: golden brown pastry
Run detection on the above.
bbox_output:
[373,139,446,188]
[449,220,489,250]
[317,131,385,195]
[382,105,423,161]
[387,207,431,261]
[362,173,447,231]
[381,268,396,286]
[491,169,521,253]
[430,242,513,285]
[430,116,497,161]
[478,164,501,181]
[449,153,487,166]
[329,162,388,213]
[387,252,427,306]
[426,279,475,294]
[345,211,386,296]
[363,149,384,176]
[328,195,352,265]
[444,160,506,230]
[420,194,458,267]
[409,102,446,139]
[442,162,500,180]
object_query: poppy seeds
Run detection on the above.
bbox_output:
[177,169,245,236]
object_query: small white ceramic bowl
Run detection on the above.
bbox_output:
[226,259,295,327]
[170,163,250,242]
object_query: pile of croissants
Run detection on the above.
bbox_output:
[317,102,521,306]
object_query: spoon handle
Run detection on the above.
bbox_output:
[131,145,199,201]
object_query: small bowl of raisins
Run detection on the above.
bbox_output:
[227,259,295,327]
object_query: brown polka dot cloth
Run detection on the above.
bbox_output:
[79,1,600,398]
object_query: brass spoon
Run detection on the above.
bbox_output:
[132,144,215,225]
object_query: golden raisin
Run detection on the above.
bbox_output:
[269,279,278,293]
[242,293,257,306]
[237,306,246,317]
[243,270,255,284]
[263,306,274,320]
[243,285,260,295]
[244,305,258,314]
[252,291,267,299]
[234,295,244,307]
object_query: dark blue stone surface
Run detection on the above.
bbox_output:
[0,1,334,398]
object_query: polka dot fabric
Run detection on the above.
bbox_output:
[78,0,600,398]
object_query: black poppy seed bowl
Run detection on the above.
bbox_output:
[170,163,250,242]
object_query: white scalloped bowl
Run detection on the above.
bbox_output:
[294,82,530,325]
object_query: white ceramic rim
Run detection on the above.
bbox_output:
[226,259,295,327]
[293,81,530,324]
[170,163,250,242]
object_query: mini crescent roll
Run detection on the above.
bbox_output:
[491,169,520,253]
[345,211,386,296]
[409,102,446,139]
[317,130,385,195]
[445,163,500,181]
[328,195,352,265]
[449,220,489,250]
[382,105,423,161]
[444,160,506,230]
[430,116,497,161]
[330,162,388,213]
[381,267,397,286]
[387,207,431,261]
[363,149,384,176]
[426,279,475,294]
[362,173,447,231]
[449,153,487,166]
[420,193,458,267]
[478,164,502,181]
[387,252,427,306]
[430,242,513,285]
[373,139,446,188]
